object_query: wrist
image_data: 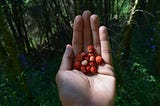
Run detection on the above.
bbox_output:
[62,101,114,106]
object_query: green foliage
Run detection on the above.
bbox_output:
[116,62,160,106]
[115,11,160,105]
[0,54,62,105]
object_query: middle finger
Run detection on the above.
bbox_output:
[90,14,101,55]
[82,10,92,52]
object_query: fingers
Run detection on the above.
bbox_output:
[90,15,101,55]
[59,45,74,71]
[72,15,83,56]
[72,12,111,67]
[99,26,112,65]
[82,10,92,52]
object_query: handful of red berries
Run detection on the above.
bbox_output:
[73,45,104,74]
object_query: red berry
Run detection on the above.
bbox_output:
[81,60,88,66]
[86,65,91,73]
[87,45,95,53]
[81,52,86,57]
[96,56,103,64]
[88,53,94,57]
[89,62,96,67]
[81,66,87,74]
[84,56,89,61]
[74,61,81,70]
[90,56,95,62]
[90,66,97,73]
[76,54,83,61]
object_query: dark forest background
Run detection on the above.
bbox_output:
[0,0,160,105]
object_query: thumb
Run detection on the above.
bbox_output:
[59,44,74,70]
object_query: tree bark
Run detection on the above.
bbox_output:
[117,0,140,66]
[0,10,37,105]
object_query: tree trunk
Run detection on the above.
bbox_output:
[11,1,27,53]
[19,4,31,53]
[0,10,37,105]
[118,0,140,66]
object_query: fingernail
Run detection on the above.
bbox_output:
[64,44,73,59]
[65,44,73,54]
[66,44,73,49]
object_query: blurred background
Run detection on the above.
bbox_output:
[0,0,160,105]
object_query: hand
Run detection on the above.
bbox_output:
[56,10,116,106]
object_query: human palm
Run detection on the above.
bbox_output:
[56,11,116,106]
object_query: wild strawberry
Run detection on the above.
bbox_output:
[90,56,95,62]
[96,56,103,64]
[73,45,104,75]
[87,45,95,53]
[84,56,89,61]
[81,60,88,66]
[88,53,94,57]
[89,62,96,67]
[74,61,81,70]
[86,65,91,73]
[81,52,86,57]
[76,54,83,61]
[90,66,97,73]
[81,66,87,74]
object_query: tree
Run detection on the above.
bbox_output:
[0,9,37,105]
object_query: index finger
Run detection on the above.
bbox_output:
[72,15,83,56]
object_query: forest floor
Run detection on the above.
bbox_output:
[0,53,62,106]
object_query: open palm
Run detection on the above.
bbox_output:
[56,11,116,106]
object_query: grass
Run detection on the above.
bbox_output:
[0,53,62,106]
